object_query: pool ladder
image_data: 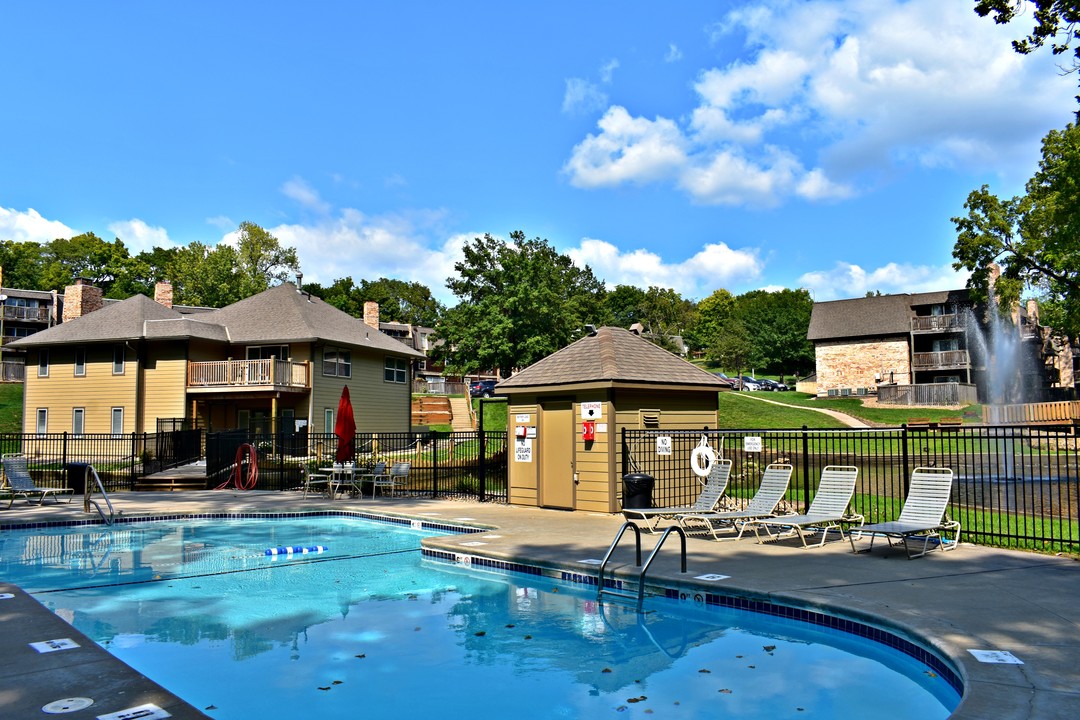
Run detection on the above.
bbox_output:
[80,464,115,526]
[596,522,687,613]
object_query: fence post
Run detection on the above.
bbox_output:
[61,431,68,474]
[132,432,140,490]
[901,423,911,482]
[800,425,811,513]
[478,403,487,502]
[621,426,628,477]
[431,434,439,499]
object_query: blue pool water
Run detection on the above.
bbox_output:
[1,516,960,719]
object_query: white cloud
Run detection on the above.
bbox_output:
[281,176,331,214]
[564,0,1076,206]
[562,78,608,115]
[798,261,971,301]
[107,219,175,253]
[563,106,687,187]
[567,236,762,299]
[599,58,620,84]
[665,43,682,63]
[0,206,76,243]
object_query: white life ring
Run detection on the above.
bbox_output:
[690,444,716,478]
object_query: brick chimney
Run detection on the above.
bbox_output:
[154,280,174,309]
[62,278,104,323]
[363,301,380,329]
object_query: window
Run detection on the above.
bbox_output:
[38,349,49,377]
[384,357,408,383]
[324,408,334,434]
[72,408,85,436]
[36,409,47,434]
[323,348,351,378]
[111,407,124,435]
[113,345,125,375]
[74,347,86,377]
[247,345,290,361]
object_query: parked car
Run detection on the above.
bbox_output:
[468,379,498,398]
[713,372,738,389]
[739,376,765,391]
[758,379,789,391]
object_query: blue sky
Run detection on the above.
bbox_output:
[1,1,1076,307]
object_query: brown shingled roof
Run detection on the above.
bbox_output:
[497,326,725,391]
[807,288,972,342]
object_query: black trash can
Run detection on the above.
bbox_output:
[66,462,91,495]
[622,472,655,510]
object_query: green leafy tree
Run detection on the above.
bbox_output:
[975,0,1080,106]
[0,241,46,290]
[307,277,365,317]
[600,284,648,327]
[687,288,736,362]
[436,231,605,377]
[234,221,299,298]
[713,316,754,377]
[39,233,135,296]
[359,277,444,327]
[638,286,696,353]
[735,288,814,380]
[952,123,1080,336]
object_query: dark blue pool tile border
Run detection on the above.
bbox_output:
[426,549,963,697]
[0,511,487,536]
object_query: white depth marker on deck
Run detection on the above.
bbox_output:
[968,649,1024,664]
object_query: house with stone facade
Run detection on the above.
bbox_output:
[807,288,1075,404]
[9,281,423,437]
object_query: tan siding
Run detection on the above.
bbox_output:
[141,343,188,432]
[23,345,138,434]
[312,346,411,434]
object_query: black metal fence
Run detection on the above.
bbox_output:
[0,429,203,492]
[205,429,509,502]
[622,424,1080,553]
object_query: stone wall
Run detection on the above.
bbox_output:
[815,337,911,395]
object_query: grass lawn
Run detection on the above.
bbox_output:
[0,383,22,433]
[750,391,981,427]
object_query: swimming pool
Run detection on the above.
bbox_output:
[1,515,961,719]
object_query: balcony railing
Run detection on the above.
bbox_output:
[187,359,310,391]
[912,349,969,370]
[911,314,963,332]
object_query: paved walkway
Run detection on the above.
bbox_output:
[735,391,871,427]
[3,491,1079,719]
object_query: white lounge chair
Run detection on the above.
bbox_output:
[850,467,959,559]
[748,465,863,548]
[622,459,733,533]
[373,461,410,498]
[1,454,75,505]
[677,463,794,540]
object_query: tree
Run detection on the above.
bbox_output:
[359,277,444,327]
[712,316,754,377]
[952,123,1080,336]
[975,1,1080,107]
[234,221,299,298]
[39,233,135,296]
[638,286,696,353]
[735,288,815,380]
[600,284,648,327]
[436,231,605,377]
[687,288,737,362]
[0,240,46,290]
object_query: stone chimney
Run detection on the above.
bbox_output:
[363,301,380,330]
[62,278,104,323]
[154,280,174,309]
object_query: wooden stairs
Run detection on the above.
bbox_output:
[448,396,476,431]
[412,395,453,427]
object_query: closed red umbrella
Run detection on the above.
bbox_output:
[334,385,356,463]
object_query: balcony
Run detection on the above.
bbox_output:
[911,314,963,333]
[187,359,310,393]
[912,350,970,370]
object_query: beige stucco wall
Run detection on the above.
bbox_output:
[814,338,911,395]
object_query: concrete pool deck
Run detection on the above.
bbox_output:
[2,491,1079,720]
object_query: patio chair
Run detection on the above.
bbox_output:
[748,465,863,548]
[850,467,959,559]
[359,461,388,498]
[301,467,331,499]
[622,459,733,533]
[676,463,794,541]
[331,463,362,498]
[1,453,75,505]
[373,462,410,498]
